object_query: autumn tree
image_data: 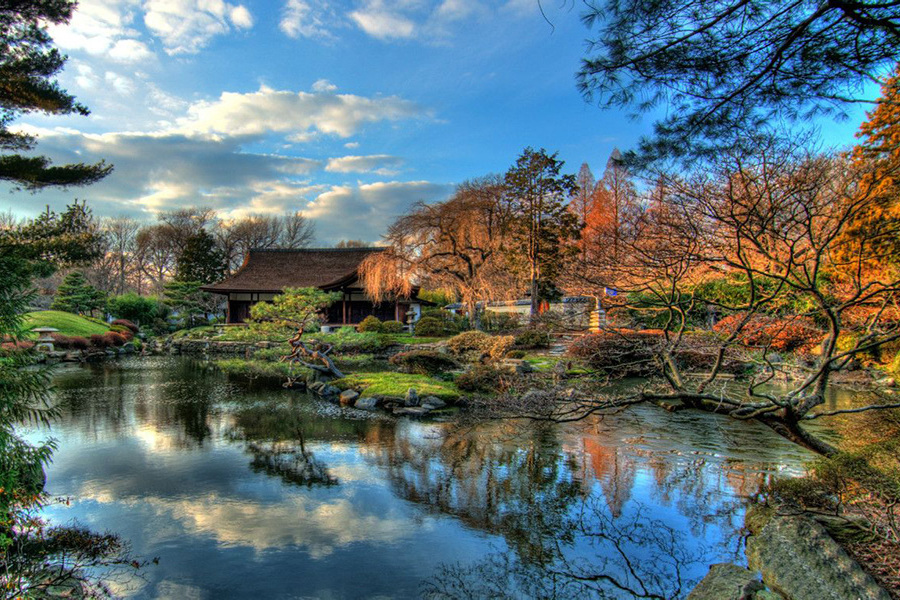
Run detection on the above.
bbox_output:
[577,0,900,161]
[508,141,900,456]
[361,177,514,328]
[504,148,579,319]
[0,0,111,188]
[583,149,641,268]
[845,64,900,267]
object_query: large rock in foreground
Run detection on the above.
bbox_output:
[686,563,765,600]
[746,514,890,600]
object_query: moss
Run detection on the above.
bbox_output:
[24,311,109,338]
[334,372,460,401]
[216,358,307,380]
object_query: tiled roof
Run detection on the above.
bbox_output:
[202,247,384,293]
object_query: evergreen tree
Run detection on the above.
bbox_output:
[1,1,111,188]
[175,229,225,285]
[50,271,105,315]
[504,148,579,319]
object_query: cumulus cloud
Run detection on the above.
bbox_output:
[175,86,425,138]
[325,154,404,174]
[143,0,254,55]
[304,181,453,243]
[280,0,337,40]
[311,79,338,93]
[49,0,152,63]
[349,4,417,40]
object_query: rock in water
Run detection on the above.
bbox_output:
[421,396,446,409]
[354,397,379,410]
[339,389,360,406]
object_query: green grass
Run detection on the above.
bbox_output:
[335,372,460,401]
[24,311,109,338]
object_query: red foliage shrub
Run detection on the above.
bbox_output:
[104,331,128,347]
[50,333,72,349]
[109,325,134,340]
[69,336,89,350]
[713,313,823,353]
[1,340,35,352]
[111,318,139,333]
[90,334,110,348]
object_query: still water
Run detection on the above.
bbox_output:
[30,356,820,599]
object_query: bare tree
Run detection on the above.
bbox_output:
[135,225,176,295]
[215,212,315,273]
[539,142,900,455]
[360,176,516,328]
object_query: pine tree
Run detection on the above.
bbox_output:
[504,148,579,319]
[50,271,105,315]
[175,230,225,285]
[1,1,111,188]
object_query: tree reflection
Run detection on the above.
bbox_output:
[422,499,710,600]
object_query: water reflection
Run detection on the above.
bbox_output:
[28,357,819,599]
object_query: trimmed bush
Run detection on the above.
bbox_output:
[389,350,459,374]
[414,316,445,337]
[514,328,552,349]
[447,330,490,355]
[506,349,526,359]
[104,331,128,347]
[456,365,506,393]
[50,333,72,349]
[380,320,405,334]
[89,333,111,348]
[69,336,89,350]
[111,318,139,333]
[358,315,383,333]
[1,340,35,353]
[109,325,134,340]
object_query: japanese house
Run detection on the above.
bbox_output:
[202,247,424,327]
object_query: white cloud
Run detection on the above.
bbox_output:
[311,79,338,93]
[325,154,404,174]
[143,0,254,55]
[175,86,425,138]
[349,4,417,40]
[280,0,336,40]
[304,180,452,242]
[344,141,360,149]
[49,0,150,63]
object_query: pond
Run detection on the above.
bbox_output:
[27,356,824,599]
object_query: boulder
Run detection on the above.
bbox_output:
[339,389,360,406]
[404,388,419,406]
[421,396,446,410]
[319,385,340,398]
[746,515,891,600]
[686,563,764,600]
[393,406,431,417]
[354,397,379,410]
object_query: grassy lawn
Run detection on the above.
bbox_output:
[24,311,109,338]
[335,372,460,401]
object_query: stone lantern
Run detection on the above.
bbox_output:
[33,327,59,352]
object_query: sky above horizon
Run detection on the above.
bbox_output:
[1,0,872,244]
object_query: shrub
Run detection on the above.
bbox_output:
[481,311,520,332]
[483,335,515,361]
[104,331,128,347]
[568,330,663,376]
[380,320,405,334]
[389,350,459,375]
[111,318,139,333]
[1,340,35,353]
[414,316,445,337]
[455,365,506,393]
[109,325,134,340]
[89,333,110,348]
[447,330,490,355]
[69,336,89,350]
[50,333,72,349]
[358,315,383,333]
[506,349,526,359]
[713,313,823,353]
[514,328,552,349]
[421,307,468,333]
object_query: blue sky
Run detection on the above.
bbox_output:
[1,0,870,244]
